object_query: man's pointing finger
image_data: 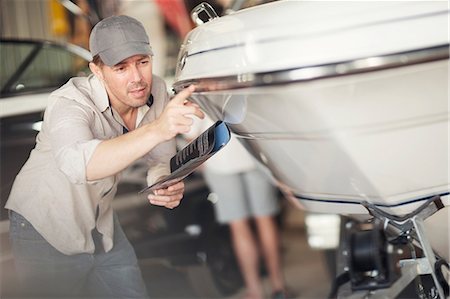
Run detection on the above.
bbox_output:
[171,85,196,105]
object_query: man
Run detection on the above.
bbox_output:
[6,15,203,298]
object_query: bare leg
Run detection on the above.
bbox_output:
[230,218,264,299]
[255,215,285,293]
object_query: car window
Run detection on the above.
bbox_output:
[0,42,90,96]
[0,42,35,91]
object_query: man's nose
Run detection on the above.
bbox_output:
[130,65,143,82]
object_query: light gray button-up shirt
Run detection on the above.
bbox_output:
[6,74,176,255]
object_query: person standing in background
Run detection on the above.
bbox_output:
[187,118,290,299]
[6,15,203,298]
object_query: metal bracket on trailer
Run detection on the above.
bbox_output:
[338,196,449,299]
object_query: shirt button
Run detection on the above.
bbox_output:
[20,222,26,227]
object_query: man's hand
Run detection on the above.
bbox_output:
[152,85,205,141]
[148,181,185,209]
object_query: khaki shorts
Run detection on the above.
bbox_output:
[203,169,280,224]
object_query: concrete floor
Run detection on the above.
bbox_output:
[141,203,333,299]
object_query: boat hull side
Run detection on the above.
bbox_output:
[188,60,449,216]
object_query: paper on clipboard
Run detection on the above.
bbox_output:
[139,121,230,194]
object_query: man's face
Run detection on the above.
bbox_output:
[95,55,153,110]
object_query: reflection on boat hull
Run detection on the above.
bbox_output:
[183,59,449,216]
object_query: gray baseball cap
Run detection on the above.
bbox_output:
[89,15,153,66]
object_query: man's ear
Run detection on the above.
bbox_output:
[89,62,104,81]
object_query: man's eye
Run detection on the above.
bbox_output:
[114,67,125,72]
[141,60,149,65]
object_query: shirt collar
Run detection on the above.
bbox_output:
[136,95,153,127]
[89,75,110,113]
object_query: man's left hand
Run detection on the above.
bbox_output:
[148,181,185,209]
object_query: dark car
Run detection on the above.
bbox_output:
[0,38,242,298]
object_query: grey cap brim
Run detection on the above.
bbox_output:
[99,42,153,66]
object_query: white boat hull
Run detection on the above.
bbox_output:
[174,0,450,261]
[187,60,449,215]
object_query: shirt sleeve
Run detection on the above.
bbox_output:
[47,96,102,184]
[145,139,177,186]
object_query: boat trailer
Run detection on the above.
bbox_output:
[331,196,449,299]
